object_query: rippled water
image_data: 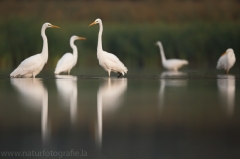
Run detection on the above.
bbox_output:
[0,71,239,158]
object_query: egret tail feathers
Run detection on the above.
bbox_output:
[10,67,23,78]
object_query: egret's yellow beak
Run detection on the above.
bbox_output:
[89,21,97,27]
[51,25,60,28]
[77,37,86,40]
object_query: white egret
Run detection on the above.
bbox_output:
[89,18,128,78]
[156,41,188,71]
[54,36,86,75]
[10,23,59,78]
[216,48,236,74]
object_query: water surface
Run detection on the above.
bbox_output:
[0,70,239,158]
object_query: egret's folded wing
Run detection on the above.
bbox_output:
[55,53,74,72]
[10,54,43,77]
[217,55,227,69]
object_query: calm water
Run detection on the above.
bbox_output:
[0,70,240,158]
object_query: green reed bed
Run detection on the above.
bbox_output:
[0,19,240,71]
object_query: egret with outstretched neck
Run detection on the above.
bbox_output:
[54,36,86,75]
[156,41,188,71]
[10,22,59,78]
[89,18,128,78]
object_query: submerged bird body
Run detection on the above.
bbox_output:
[89,18,128,77]
[217,48,236,74]
[54,36,86,75]
[156,41,188,71]
[10,23,59,78]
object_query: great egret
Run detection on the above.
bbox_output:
[156,41,188,71]
[216,48,236,74]
[54,36,86,75]
[10,23,59,78]
[89,18,128,78]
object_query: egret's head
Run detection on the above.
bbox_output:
[155,41,162,46]
[44,22,60,29]
[89,18,102,26]
[72,35,86,41]
[226,48,235,59]
[226,48,234,53]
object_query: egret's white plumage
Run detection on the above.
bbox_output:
[89,18,128,77]
[54,36,86,75]
[10,23,59,78]
[156,41,188,71]
[216,48,236,74]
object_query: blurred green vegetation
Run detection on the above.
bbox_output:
[0,0,240,71]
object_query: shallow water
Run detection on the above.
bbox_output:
[0,70,240,158]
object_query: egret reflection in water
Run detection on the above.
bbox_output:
[96,78,128,148]
[55,75,78,124]
[217,75,235,117]
[159,71,188,110]
[10,78,49,142]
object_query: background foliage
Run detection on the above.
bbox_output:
[0,0,240,72]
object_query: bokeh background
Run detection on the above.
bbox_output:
[0,0,240,73]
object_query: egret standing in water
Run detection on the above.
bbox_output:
[216,48,236,74]
[10,23,59,78]
[54,36,86,75]
[89,18,128,78]
[156,41,188,71]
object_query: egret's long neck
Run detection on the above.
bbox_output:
[97,22,103,52]
[158,44,166,63]
[70,39,78,65]
[41,26,48,63]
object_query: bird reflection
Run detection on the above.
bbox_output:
[10,78,49,143]
[217,75,235,117]
[96,78,127,149]
[159,71,188,110]
[55,75,78,124]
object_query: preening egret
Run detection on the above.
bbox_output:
[89,18,128,78]
[216,48,236,74]
[54,36,86,75]
[10,23,59,78]
[156,41,188,71]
